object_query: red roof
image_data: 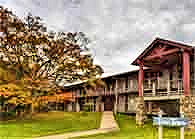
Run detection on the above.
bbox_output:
[132,38,193,66]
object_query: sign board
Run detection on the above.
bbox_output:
[153,117,189,127]
[154,111,189,139]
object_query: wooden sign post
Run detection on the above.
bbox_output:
[153,111,189,139]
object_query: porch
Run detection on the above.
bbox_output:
[132,38,194,98]
[131,38,194,125]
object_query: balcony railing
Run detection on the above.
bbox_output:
[144,91,183,97]
[143,79,184,97]
[75,79,195,97]
[115,87,138,94]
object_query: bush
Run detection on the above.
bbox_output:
[0,111,16,120]
[83,103,93,112]
[39,103,49,112]
[80,111,88,116]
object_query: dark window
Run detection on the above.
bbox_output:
[125,78,128,88]
[159,72,163,77]
[170,72,173,80]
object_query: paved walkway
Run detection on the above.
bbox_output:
[100,111,119,129]
[34,111,119,139]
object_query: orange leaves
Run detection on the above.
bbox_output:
[0,5,103,106]
[38,92,75,102]
[0,91,13,97]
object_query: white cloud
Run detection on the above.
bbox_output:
[1,0,195,74]
[182,24,195,35]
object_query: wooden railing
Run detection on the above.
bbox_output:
[144,91,183,97]
[115,87,138,94]
[143,79,184,97]
[75,79,195,97]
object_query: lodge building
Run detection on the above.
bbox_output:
[63,38,195,126]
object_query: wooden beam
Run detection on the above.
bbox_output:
[152,81,156,96]
[158,40,192,52]
[143,63,174,70]
[182,51,190,96]
[138,64,144,96]
[143,48,180,61]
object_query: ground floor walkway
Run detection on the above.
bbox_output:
[34,111,119,139]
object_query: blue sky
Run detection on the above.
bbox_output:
[1,0,195,75]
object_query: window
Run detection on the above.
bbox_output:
[125,78,128,88]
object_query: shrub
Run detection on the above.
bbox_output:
[39,103,49,112]
[83,103,93,112]
[80,111,88,116]
[0,111,16,120]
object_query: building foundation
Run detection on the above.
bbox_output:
[67,103,73,112]
[75,102,80,112]
[136,96,145,126]
[180,96,195,129]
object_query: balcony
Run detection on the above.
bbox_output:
[115,86,138,94]
[75,79,195,98]
[143,79,184,100]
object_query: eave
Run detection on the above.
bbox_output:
[132,37,193,66]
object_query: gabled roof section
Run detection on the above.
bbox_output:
[132,38,193,66]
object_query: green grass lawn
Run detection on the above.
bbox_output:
[75,114,195,139]
[0,111,102,139]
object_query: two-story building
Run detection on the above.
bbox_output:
[62,38,195,127]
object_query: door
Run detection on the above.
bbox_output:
[104,96,114,111]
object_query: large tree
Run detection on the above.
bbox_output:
[0,6,103,113]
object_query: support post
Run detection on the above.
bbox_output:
[105,87,107,96]
[180,112,185,139]
[147,72,151,89]
[123,79,126,91]
[67,103,72,112]
[114,79,118,114]
[148,102,152,114]
[138,63,144,97]
[110,85,112,95]
[55,102,57,111]
[180,96,193,129]
[167,70,170,95]
[182,51,190,96]
[157,72,160,89]
[101,102,104,112]
[136,96,145,126]
[136,61,145,126]
[130,80,133,91]
[158,110,163,139]
[64,102,66,111]
[152,81,156,96]
[75,100,80,112]
[95,96,100,112]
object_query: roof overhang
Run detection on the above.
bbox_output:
[132,38,193,66]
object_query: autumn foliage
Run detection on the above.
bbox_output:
[0,6,103,116]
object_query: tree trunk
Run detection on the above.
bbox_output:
[31,97,38,114]
[31,103,34,114]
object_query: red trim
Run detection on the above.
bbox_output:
[143,48,179,61]
[138,64,144,96]
[182,51,190,96]
[132,38,193,66]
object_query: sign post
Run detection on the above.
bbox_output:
[180,112,184,139]
[153,111,189,139]
[158,110,163,139]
